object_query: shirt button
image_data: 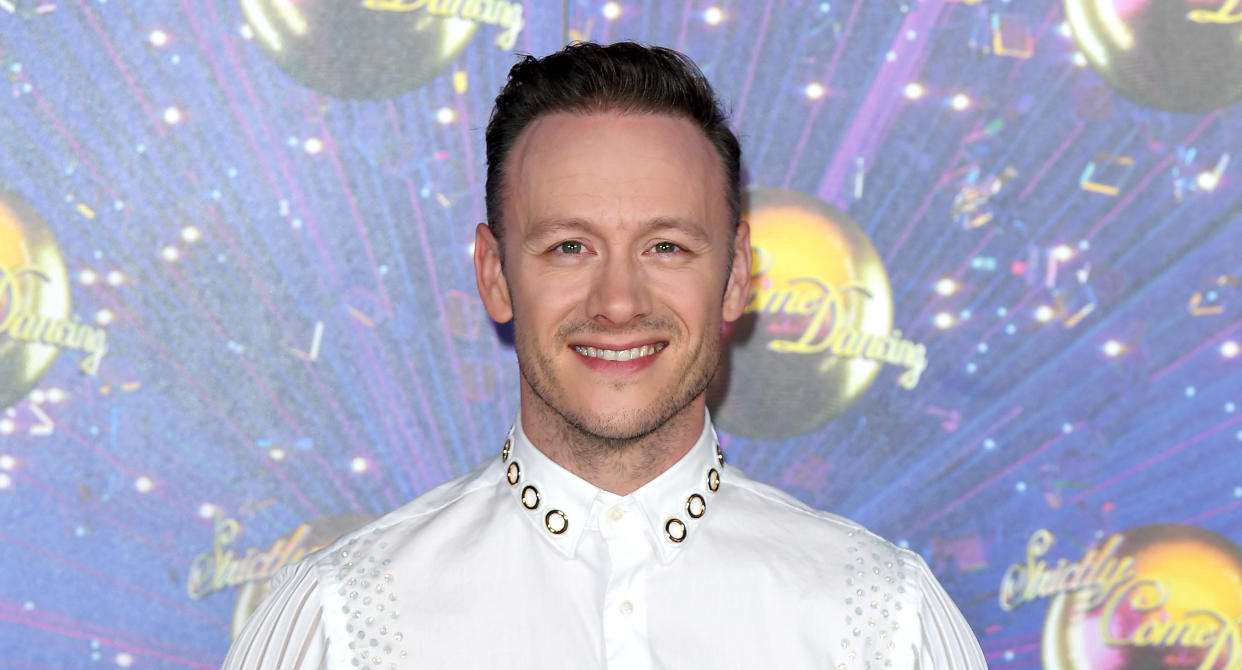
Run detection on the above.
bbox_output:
[608,506,625,522]
[619,601,634,616]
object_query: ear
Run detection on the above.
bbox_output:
[474,223,514,323]
[721,221,752,322]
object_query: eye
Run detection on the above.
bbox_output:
[650,241,683,255]
[553,240,585,255]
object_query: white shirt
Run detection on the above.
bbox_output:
[222,415,986,669]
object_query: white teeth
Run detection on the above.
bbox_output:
[573,343,665,361]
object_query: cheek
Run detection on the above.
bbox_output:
[655,277,722,327]
[511,274,584,331]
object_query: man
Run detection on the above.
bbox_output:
[222,42,986,669]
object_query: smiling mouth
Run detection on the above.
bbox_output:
[571,343,666,361]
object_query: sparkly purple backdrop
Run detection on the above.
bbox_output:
[1,1,1241,668]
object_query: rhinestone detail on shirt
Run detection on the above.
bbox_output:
[332,531,408,668]
[837,530,905,669]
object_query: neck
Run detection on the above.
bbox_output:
[519,389,705,496]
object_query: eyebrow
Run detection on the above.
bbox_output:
[526,218,591,241]
[527,217,712,244]
[646,217,712,244]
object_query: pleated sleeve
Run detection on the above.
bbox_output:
[220,558,328,670]
[913,556,987,670]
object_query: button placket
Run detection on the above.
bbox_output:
[599,502,635,538]
[599,500,653,668]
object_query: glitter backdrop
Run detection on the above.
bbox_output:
[1,1,1241,668]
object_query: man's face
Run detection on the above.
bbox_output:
[475,112,750,442]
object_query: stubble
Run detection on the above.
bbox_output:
[515,314,720,464]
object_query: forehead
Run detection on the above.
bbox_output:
[503,111,728,234]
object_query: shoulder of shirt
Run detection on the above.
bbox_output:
[723,465,866,535]
[721,464,930,571]
[715,467,959,631]
[723,470,984,666]
[722,470,985,666]
[273,457,502,583]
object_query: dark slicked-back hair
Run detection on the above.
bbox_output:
[484,42,741,241]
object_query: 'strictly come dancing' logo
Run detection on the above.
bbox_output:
[1001,525,1242,669]
[708,188,927,439]
[188,514,373,639]
[363,0,524,48]
[0,188,107,412]
[241,0,525,100]
[1065,0,1242,113]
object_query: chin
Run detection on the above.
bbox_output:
[518,336,711,443]
[565,397,688,442]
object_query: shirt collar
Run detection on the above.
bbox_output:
[499,410,725,563]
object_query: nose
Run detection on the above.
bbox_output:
[585,253,652,327]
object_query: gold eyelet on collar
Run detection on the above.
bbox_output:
[545,509,568,534]
[501,438,511,461]
[715,443,723,465]
[686,493,706,519]
[707,468,720,492]
[506,461,520,486]
[665,518,686,543]
[521,485,540,510]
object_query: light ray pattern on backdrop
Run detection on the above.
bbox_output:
[1,1,1241,668]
